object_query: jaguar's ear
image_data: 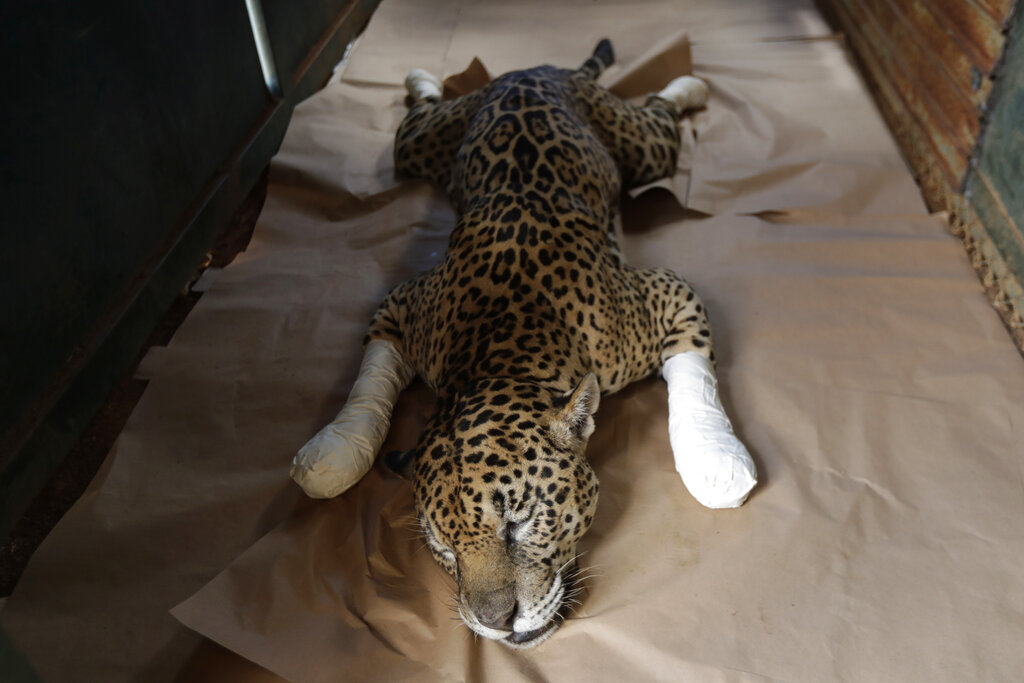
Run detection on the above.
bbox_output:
[551,373,601,446]
[384,449,417,480]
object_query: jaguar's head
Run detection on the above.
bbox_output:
[388,374,601,648]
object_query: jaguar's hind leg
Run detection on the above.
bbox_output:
[405,69,443,101]
[394,70,487,196]
[570,72,708,189]
[637,268,757,509]
[655,75,710,116]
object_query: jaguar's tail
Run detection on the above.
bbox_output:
[578,38,615,79]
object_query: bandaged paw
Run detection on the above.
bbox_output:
[657,75,709,112]
[291,339,414,499]
[662,352,757,508]
[405,68,443,100]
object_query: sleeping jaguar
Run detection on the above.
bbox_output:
[291,39,756,649]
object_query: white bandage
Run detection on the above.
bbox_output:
[662,352,757,508]
[657,75,710,112]
[405,68,443,100]
[291,339,415,499]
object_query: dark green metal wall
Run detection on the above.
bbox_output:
[966,10,1024,296]
[0,0,380,541]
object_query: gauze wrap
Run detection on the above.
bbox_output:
[291,339,415,498]
[662,352,757,508]
[657,75,710,111]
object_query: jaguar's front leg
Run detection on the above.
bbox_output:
[290,281,420,498]
[290,338,415,498]
[662,351,757,508]
[644,269,758,508]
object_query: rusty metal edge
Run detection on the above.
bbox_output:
[817,0,1023,357]
[951,196,1024,358]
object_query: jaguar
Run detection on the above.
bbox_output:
[291,39,756,649]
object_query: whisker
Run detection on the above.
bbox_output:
[568,563,603,579]
[557,549,589,575]
[578,569,605,579]
[573,567,602,575]
[397,527,426,543]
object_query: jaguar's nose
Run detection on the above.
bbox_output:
[473,587,517,630]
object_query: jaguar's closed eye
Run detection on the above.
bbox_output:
[422,517,456,559]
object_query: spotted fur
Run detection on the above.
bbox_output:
[370,40,712,648]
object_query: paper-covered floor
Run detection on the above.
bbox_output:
[4,0,1023,680]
